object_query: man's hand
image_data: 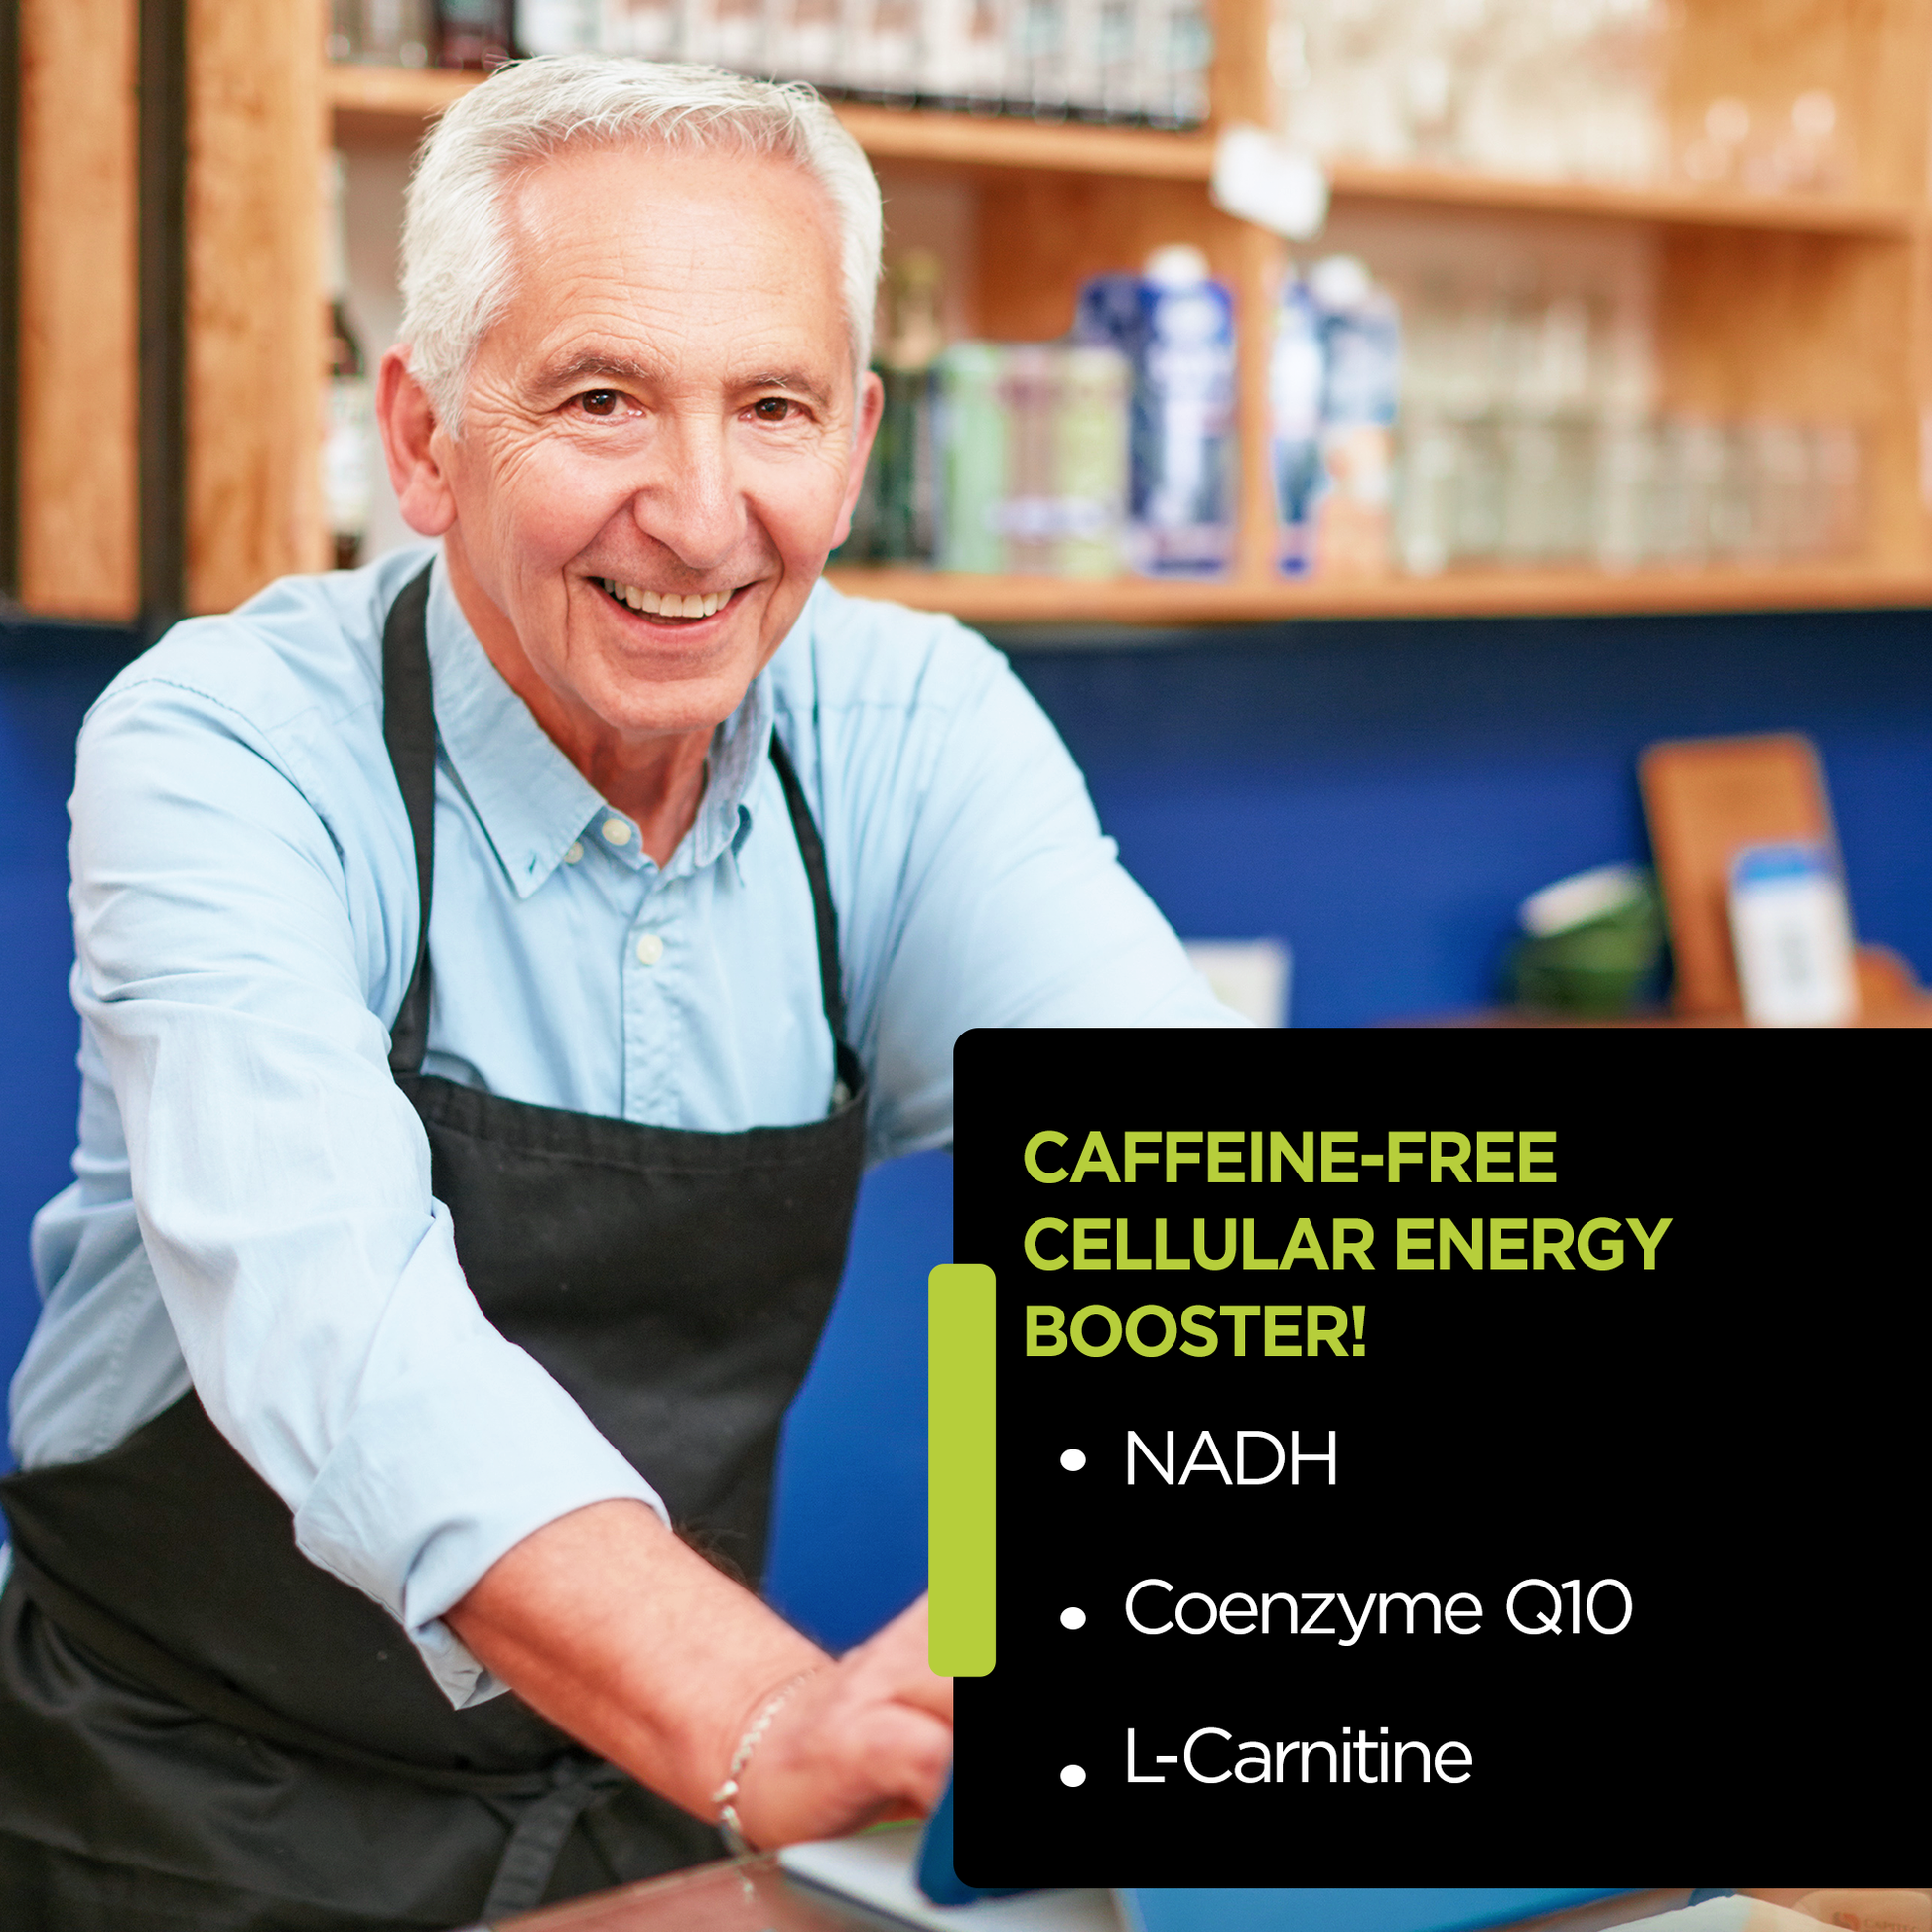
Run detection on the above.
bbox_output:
[730,1596,952,1848]
[445,1499,951,1845]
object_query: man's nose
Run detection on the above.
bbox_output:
[627,411,745,572]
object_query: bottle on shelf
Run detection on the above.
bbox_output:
[986,342,1132,577]
[1093,0,1140,119]
[1309,254,1399,578]
[935,344,1009,573]
[321,154,376,573]
[514,0,601,53]
[686,0,774,75]
[871,252,946,563]
[601,0,681,59]
[473,0,1204,125]
[1275,0,1667,186]
[328,1,360,62]
[335,0,438,65]
[843,0,923,101]
[1051,345,1132,578]
[1147,0,1211,130]
[1676,89,1851,194]
[437,0,514,68]
[1076,244,1236,579]
[1387,259,1867,580]
[918,0,1010,109]
[836,245,1137,581]
[1001,345,1061,572]
[1269,268,1325,577]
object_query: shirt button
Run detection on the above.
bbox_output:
[601,819,632,846]
[563,841,584,865]
[635,933,665,966]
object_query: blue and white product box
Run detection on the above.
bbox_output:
[1269,272,1325,577]
[1728,839,1858,1026]
[1076,249,1237,578]
[1311,253,1400,576]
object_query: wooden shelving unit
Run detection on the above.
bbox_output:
[330,64,1932,230]
[826,561,1932,625]
[16,0,1932,624]
[332,68,1223,178]
[1323,159,1923,239]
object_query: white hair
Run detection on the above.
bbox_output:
[399,56,882,431]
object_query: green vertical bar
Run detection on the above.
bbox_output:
[928,1262,997,1677]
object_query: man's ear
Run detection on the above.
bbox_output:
[831,368,886,551]
[377,346,459,537]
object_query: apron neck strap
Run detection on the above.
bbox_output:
[765,732,849,1045]
[379,560,851,1078]
[383,563,438,1078]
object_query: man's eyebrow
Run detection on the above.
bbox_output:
[536,351,660,391]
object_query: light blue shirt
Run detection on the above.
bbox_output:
[12,544,1239,1705]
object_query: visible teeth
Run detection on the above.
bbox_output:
[605,581,728,618]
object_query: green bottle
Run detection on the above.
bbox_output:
[937,343,1008,575]
[872,251,945,564]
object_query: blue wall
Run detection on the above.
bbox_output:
[5,603,1929,1640]
[1010,607,1932,1026]
[0,625,134,1461]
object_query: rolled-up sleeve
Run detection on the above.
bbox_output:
[69,670,661,1707]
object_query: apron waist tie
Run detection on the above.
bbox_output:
[481,1757,632,1921]
[7,1549,629,1919]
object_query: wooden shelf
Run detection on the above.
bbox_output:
[27,7,1932,626]
[828,104,1215,179]
[326,65,1215,175]
[826,563,1932,626]
[328,61,481,142]
[326,62,481,116]
[326,66,1917,228]
[1325,159,1922,238]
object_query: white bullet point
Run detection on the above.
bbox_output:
[1060,1606,1086,1630]
[1059,1448,1086,1471]
[1059,1764,1087,1788]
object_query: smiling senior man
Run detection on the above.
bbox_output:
[0,56,1240,1932]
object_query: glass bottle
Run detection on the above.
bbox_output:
[360,0,437,65]
[935,344,1009,574]
[437,0,513,68]
[328,0,361,62]
[871,252,946,564]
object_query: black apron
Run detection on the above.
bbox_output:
[0,564,869,1931]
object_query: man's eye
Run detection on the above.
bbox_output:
[579,390,621,417]
[752,397,797,422]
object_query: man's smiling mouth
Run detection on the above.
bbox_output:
[601,577,735,621]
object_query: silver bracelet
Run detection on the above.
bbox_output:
[710,1667,821,1857]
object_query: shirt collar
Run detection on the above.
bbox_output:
[423,550,774,899]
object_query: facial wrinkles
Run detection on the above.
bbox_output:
[512,179,801,395]
[480,274,829,574]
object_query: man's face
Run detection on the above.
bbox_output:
[426,144,878,745]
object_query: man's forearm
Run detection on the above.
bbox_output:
[446,1497,826,1819]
